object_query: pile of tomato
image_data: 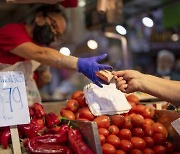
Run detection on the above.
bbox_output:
[60,91,179,154]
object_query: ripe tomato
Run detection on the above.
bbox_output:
[116,150,126,154]
[106,135,121,148]
[129,102,137,113]
[76,118,89,122]
[66,99,79,112]
[79,107,94,121]
[142,106,155,119]
[132,128,144,137]
[126,94,139,104]
[143,148,155,154]
[111,114,125,128]
[108,125,119,135]
[130,149,143,154]
[153,122,168,137]
[76,94,87,108]
[102,143,116,154]
[165,141,174,153]
[144,137,154,148]
[144,118,155,126]
[71,90,83,100]
[119,129,132,140]
[153,133,166,145]
[134,105,146,115]
[60,109,75,120]
[60,107,67,115]
[98,128,109,138]
[99,134,105,145]
[153,145,166,154]
[93,116,110,128]
[130,137,146,150]
[131,114,145,127]
[122,116,133,130]
[119,140,133,152]
[143,124,154,137]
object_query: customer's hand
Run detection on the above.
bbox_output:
[78,54,112,87]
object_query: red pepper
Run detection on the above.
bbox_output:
[45,112,60,128]
[59,124,70,134]
[29,106,35,118]
[1,128,11,149]
[45,126,61,134]
[68,129,94,154]
[32,103,45,119]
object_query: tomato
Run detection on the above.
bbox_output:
[132,128,144,137]
[144,137,154,148]
[116,150,126,154]
[122,116,133,130]
[102,143,116,154]
[134,105,146,115]
[130,137,146,150]
[131,114,145,127]
[79,107,94,121]
[111,114,125,128]
[71,90,83,100]
[144,118,155,126]
[153,145,166,154]
[108,125,119,135]
[75,111,80,119]
[119,129,132,140]
[66,99,79,112]
[99,134,105,145]
[76,118,89,122]
[165,141,174,153]
[143,148,155,154]
[126,94,139,104]
[98,128,109,138]
[93,116,110,128]
[142,106,155,119]
[129,102,137,113]
[106,135,120,148]
[60,107,67,115]
[143,124,154,137]
[153,133,166,145]
[76,94,87,108]
[119,140,133,152]
[130,149,143,154]
[60,109,75,120]
[153,122,168,137]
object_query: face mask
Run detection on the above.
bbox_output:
[33,23,54,46]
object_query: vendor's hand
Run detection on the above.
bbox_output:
[78,54,112,87]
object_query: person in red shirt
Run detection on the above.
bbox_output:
[0,4,112,88]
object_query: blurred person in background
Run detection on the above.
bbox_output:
[112,70,180,107]
[0,4,112,104]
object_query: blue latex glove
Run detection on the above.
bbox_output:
[78,54,112,87]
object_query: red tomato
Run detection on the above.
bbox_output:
[153,133,166,145]
[143,148,155,154]
[99,134,105,145]
[76,94,87,108]
[119,129,132,140]
[131,114,145,127]
[122,116,133,130]
[144,118,155,126]
[132,128,144,137]
[130,149,143,154]
[134,105,146,115]
[165,141,174,153]
[130,137,146,150]
[76,118,89,122]
[106,135,121,148]
[66,99,79,112]
[79,107,94,121]
[98,128,109,138]
[116,150,126,154]
[102,143,116,154]
[71,90,83,100]
[60,109,75,120]
[129,102,137,113]
[119,140,133,152]
[75,111,80,119]
[144,137,154,148]
[153,145,166,154]
[126,94,139,104]
[108,125,119,135]
[111,114,125,128]
[143,124,154,137]
[142,106,155,119]
[153,122,168,137]
[60,107,67,115]
[93,116,110,128]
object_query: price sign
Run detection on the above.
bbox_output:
[0,71,30,127]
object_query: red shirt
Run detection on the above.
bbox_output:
[0,23,32,64]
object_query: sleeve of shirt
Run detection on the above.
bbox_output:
[0,23,32,52]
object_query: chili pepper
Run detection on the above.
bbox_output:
[45,112,60,128]
[59,124,70,134]
[32,103,45,119]
[68,129,94,154]
[45,126,61,134]
[1,128,11,149]
[29,106,35,118]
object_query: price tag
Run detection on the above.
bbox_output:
[171,118,180,135]
[0,71,30,127]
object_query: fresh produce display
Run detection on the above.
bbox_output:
[60,91,179,154]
